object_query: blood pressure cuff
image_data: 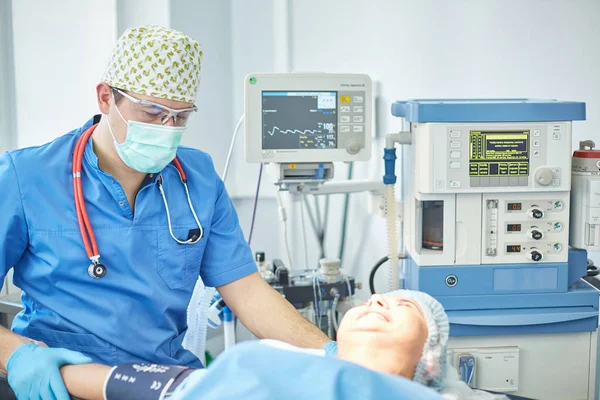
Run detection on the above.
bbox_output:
[104,363,195,400]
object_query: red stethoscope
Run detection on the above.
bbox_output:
[72,124,203,279]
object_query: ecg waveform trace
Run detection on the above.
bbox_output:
[267,125,331,136]
[267,127,320,136]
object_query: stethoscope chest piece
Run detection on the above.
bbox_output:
[88,263,107,279]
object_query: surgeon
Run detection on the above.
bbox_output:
[0,25,330,399]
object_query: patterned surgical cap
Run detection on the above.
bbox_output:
[101,25,202,103]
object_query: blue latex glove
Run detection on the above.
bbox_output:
[323,341,338,356]
[6,342,92,400]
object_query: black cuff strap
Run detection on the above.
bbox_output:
[104,363,194,400]
[165,368,196,397]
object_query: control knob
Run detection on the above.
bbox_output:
[528,207,544,219]
[535,168,554,186]
[526,228,544,240]
[346,141,361,155]
[527,249,543,262]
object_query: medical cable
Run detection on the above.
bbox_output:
[301,194,329,265]
[338,162,354,262]
[327,301,334,339]
[314,195,327,259]
[300,194,309,269]
[317,275,324,320]
[331,292,340,335]
[369,254,407,294]
[276,190,293,269]
[321,195,330,258]
[303,196,317,231]
[318,278,324,332]
[222,114,244,183]
[344,274,353,305]
[312,272,325,330]
[305,195,329,261]
[314,196,323,237]
[247,163,263,246]
[312,274,321,329]
[303,196,321,263]
[588,259,599,277]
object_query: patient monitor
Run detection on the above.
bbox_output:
[244,73,372,164]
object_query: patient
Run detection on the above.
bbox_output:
[337,291,443,387]
[32,291,505,399]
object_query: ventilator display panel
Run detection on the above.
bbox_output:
[261,91,338,150]
[469,131,530,177]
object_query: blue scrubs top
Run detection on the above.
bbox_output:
[0,116,257,367]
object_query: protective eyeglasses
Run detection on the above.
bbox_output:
[114,88,198,126]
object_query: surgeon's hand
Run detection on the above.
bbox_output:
[6,342,92,400]
[323,341,338,356]
[0,338,50,375]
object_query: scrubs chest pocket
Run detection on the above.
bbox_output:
[158,228,206,289]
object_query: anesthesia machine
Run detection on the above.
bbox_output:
[392,99,600,400]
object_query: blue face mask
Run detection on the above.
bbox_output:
[108,103,186,174]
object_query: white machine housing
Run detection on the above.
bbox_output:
[447,330,598,400]
[571,142,600,252]
[244,73,372,163]
[406,121,572,266]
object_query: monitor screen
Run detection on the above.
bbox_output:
[469,131,530,177]
[262,91,338,150]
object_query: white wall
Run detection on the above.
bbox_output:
[226,0,276,198]
[0,0,17,153]
[170,0,235,173]
[116,0,170,36]
[11,0,117,149]
[290,0,600,140]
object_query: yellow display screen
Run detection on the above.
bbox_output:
[469,131,530,177]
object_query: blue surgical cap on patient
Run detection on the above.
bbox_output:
[386,290,450,391]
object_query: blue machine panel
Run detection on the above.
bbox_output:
[391,98,586,123]
[569,247,588,286]
[438,280,599,312]
[493,268,557,291]
[448,306,599,336]
[403,249,600,337]
[405,257,569,296]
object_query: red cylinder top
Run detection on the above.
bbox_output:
[573,150,600,159]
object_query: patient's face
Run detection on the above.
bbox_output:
[336,294,429,378]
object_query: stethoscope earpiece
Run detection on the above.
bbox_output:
[88,263,107,279]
